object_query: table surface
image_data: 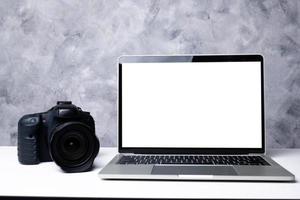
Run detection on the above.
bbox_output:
[1,147,300,199]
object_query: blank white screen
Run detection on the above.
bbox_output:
[121,62,262,148]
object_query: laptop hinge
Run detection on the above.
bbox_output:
[123,153,264,156]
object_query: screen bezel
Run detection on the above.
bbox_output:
[118,54,265,154]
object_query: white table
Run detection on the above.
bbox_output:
[0,147,299,199]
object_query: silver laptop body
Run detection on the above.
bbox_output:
[99,55,295,181]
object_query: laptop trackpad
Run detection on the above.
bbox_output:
[151,166,237,175]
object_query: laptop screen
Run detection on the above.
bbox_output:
[119,55,264,153]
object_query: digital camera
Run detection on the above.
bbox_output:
[18,101,100,173]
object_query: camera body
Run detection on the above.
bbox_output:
[18,101,99,172]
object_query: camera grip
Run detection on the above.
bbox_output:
[18,116,40,164]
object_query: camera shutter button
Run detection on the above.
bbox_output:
[23,117,39,126]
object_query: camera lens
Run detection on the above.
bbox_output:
[61,132,86,161]
[49,122,99,173]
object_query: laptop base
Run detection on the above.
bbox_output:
[99,154,295,182]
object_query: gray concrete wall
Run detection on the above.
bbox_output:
[0,0,299,147]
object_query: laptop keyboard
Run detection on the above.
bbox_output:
[117,155,270,166]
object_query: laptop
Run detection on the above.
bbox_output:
[99,54,295,181]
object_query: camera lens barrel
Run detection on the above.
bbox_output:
[49,122,99,173]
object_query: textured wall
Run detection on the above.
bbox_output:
[0,0,299,147]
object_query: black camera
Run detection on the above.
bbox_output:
[18,101,99,173]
